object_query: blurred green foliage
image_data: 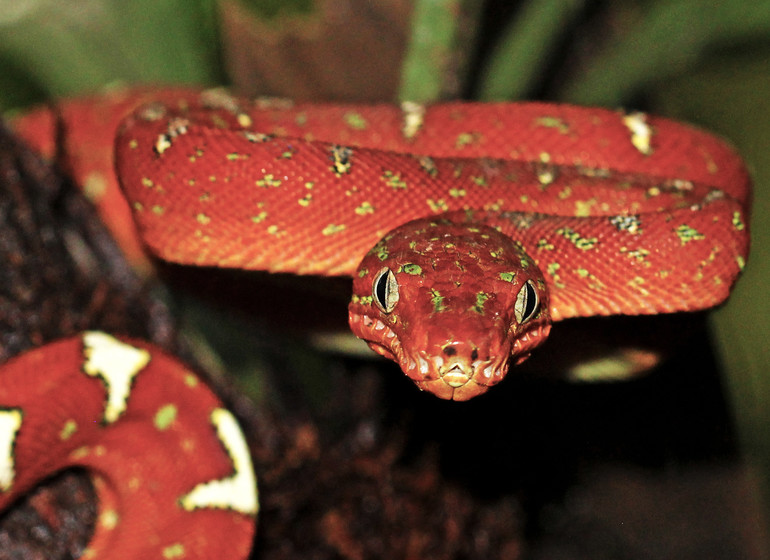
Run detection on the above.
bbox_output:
[0,0,222,111]
[398,0,478,102]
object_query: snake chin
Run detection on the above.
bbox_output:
[410,352,510,401]
[348,311,517,401]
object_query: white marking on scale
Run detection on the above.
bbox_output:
[82,332,150,424]
[622,112,654,155]
[0,409,22,492]
[400,101,426,140]
[179,408,258,516]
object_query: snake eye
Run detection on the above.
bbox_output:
[514,280,539,324]
[373,267,399,313]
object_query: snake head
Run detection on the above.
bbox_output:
[348,217,551,401]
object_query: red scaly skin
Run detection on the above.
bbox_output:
[110,90,749,399]
[0,332,257,558]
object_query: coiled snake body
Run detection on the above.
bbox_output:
[116,90,750,400]
[2,89,750,558]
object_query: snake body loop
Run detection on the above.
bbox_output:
[0,332,257,559]
[113,90,750,399]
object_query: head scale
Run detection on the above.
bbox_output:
[348,217,551,401]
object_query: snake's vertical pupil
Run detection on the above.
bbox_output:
[373,267,399,313]
[514,280,539,324]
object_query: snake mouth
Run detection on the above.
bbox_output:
[390,348,510,400]
[430,356,510,400]
[439,364,472,388]
[347,312,511,400]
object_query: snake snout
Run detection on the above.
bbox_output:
[403,349,508,401]
[440,363,472,388]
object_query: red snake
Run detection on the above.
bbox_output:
[115,89,750,400]
[4,88,751,557]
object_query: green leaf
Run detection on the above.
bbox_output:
[0,0,222,110]
[478,0,584,100]
[559,0,770,106]
[398,0,482,102]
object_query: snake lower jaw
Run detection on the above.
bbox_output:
[404,355,510,401]
[348,311,511,400]
[416,375,495,401]
[440,364,472,388]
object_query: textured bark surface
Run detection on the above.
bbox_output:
[0,124,178,556]
[218,0,413,103]
[0,123,176,361]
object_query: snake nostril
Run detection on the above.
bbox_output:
[442,345,457,357]
[470,348,479,361]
